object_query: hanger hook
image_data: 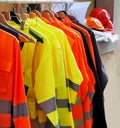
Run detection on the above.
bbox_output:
[12,4,17,12]
[27,6,31,13]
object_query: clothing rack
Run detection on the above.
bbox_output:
[0,0,73,4]
[0,1,109,128]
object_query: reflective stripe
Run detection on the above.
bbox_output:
[75,97,82,105]
[0,100,11,114]
[57,99,72,111]
[66,78,79,92]
[13,103,28,118]
[83,110,93,120]
[74,119,84,127]
[57,99,69,108]
[38,97,56,114]
[87,92,95,100]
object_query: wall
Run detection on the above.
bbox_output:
[95,0,114,21]
[101,0,120,127]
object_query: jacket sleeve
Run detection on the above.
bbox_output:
[33,42,59,127]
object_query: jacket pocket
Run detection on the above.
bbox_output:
[0,63,12,93]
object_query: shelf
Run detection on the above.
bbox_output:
[97,40,118,54]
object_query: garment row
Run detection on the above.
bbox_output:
[0,10,108,128]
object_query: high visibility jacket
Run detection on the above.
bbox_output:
[0,29,30,128]
[61,16,96,68]
[21,43,37,122]
[59,16,96,128]
[7,20,37,88]
[21,43,35,88]
[42,16,87,128]
[7,20,38,124]
[28,17,83,103]
[26,23,59,127]
[64,14,108,128]
[26,18,83,127]
[42,16,85,105]
[70,23,96,128]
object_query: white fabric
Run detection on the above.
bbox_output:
[93,30,120,43]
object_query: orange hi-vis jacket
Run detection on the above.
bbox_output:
[61,16,96,68]
[0,29,31,128]
[60,16,96,128]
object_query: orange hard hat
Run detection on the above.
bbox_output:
[85,16,105,31]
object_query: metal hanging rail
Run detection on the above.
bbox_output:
[0,0,73,4]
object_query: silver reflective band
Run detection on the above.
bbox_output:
[57,99,69,108]
[38,97,56,114]
[57,99,72,111]
[74,119,84,127]
[66,79,79,92]
[84,110,93,119]
[13,103,28,118]
[0,100,11,114]
[87,92,95,100]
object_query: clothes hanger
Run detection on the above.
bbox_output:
[0,12,28,42]
[10,11,21,24]
[20,13,29,21]
[9,4,21,24]
[29,12,36,18]
[31,10,42,18]
[28,11,44,43]
[26,5,37,19]
[0,23,27,43]
[1,11,11,20]
[56,11,73,26]
[0,12,35,43]
[20,5,43,43]
[31,4,42,18]
[41,10,54,22]
[56,11,66,18]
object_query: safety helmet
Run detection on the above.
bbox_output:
[85,16,105,31]
[90,8,110,25]
[89,8,114,33]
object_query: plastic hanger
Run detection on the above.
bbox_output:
[0,12,28,42]
[31,10,42,18]
[29,12,36,18]
[28,12,44,43]
[0,12,35,43]
[10,11,21,24]
[41,10,54,22]
[20,9,43,43]
[0,23,27,43]
[20,13,29,21]
[56,11,66,18]
[1,11,11,20]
